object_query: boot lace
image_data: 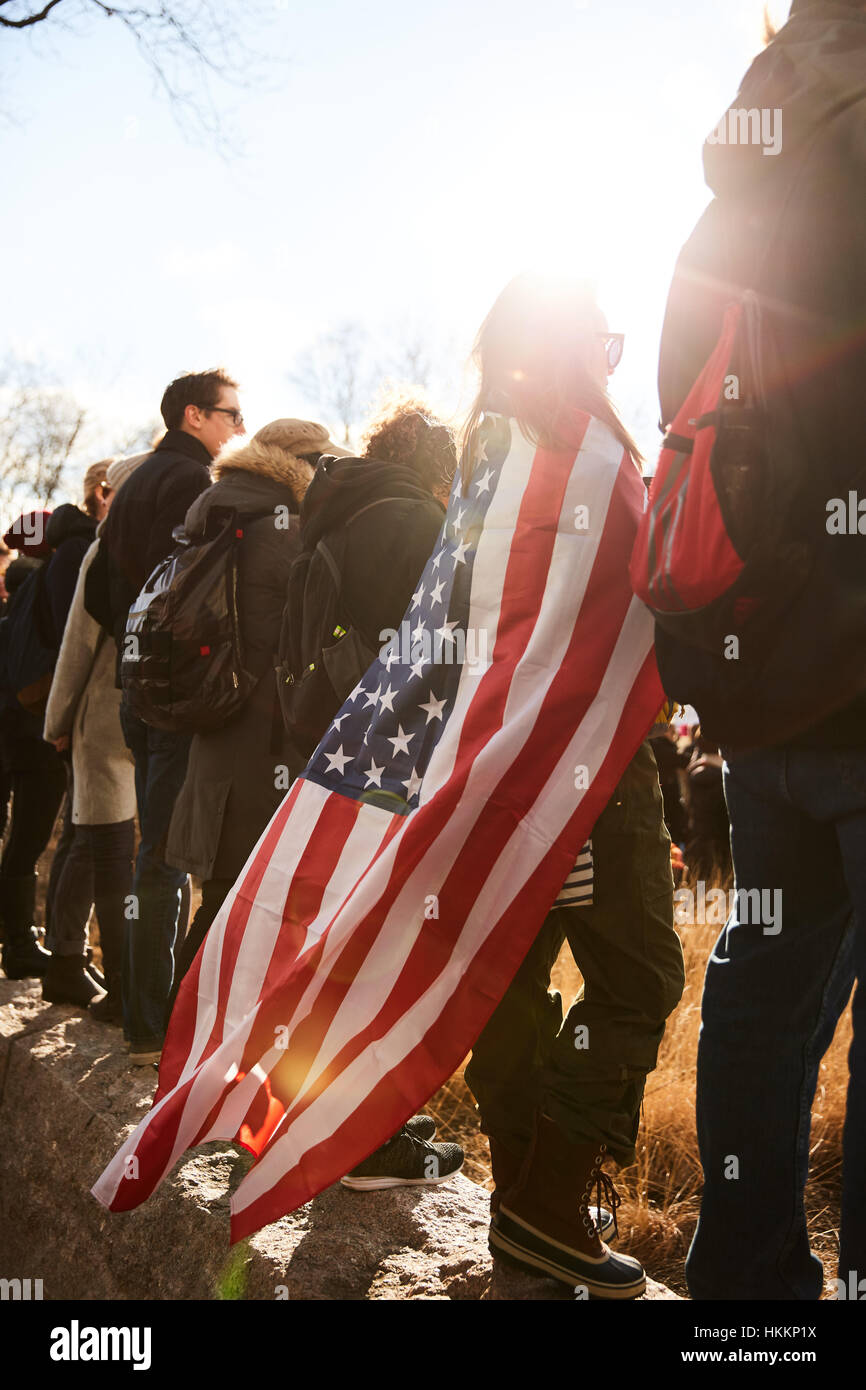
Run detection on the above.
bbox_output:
[581,1144,622,1243]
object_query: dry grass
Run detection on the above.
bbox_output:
[427,872,852,1298]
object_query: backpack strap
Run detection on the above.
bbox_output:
[313,495,412,650]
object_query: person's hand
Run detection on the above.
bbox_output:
[53,735,70,752]
[671,842,685,876]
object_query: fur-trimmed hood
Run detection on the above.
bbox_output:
[211,438,315,502]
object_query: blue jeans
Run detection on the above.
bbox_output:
[120,705,191,1048]
[686,746,866,1300]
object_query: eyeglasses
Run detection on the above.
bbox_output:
[597,333,625,372]
[202,405,244,427]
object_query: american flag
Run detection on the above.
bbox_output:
[92,411,663,1242]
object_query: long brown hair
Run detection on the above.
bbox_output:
[461,273,643,491]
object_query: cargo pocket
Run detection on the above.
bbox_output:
[167,776,232,879]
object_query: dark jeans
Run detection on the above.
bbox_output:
[44,761,74,943]
[466,740,683,1166]
[120,705,191,1048]
[686,745,866,1300]
[0,764,67,880]
[46,819,135,961]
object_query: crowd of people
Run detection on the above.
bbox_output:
[1,0,864,1302]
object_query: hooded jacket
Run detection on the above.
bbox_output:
[94,429,212,664]
[165,437,314,882]
[44,503,97,644]
[299,455,446,648]
[657,2,866,747]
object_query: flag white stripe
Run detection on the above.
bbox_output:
[235,420,624,1118]
[232,435,649,1212]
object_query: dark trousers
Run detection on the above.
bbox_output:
[0,763,67,881]
[119,705,191,1047]
[466,740,683,1167]
[687,745,866,1300]
[46,819,135,967]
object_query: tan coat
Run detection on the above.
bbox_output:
[43,538,136,825]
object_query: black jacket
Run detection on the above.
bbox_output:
[97,429,212,655]
[657,2,866,747]
[44,504,97,645]
[299,455,446,648]
[166,445,314,881]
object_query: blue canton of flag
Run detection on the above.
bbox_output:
[304,420,510,814]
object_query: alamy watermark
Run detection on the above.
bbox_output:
[674,882,782,935]
[707,107,783,158]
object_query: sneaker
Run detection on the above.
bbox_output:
[341,1126,463,1190]
[405,1113,436,1141]
[129,1042,162,1067]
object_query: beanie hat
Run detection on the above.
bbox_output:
[2,511,53,558]
[83,458,115,500]
[105,451,150,494]
[250,418,351,458]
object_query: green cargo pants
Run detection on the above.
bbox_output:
[465,739,684,1167]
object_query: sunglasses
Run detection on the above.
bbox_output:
[203,405,245,427]
[597,333,625,372]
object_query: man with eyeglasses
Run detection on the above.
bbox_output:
[91,368,245,1065]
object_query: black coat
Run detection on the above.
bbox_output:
[656,3,866,747]
[44,504,97,644]
[165,444,314,882]
[96,429,212,657]
[299,455,446,648]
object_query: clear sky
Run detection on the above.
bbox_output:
[2,0,791,503]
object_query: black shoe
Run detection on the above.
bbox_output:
[405,1113,436,1141]
[90,976,123,1024]
[42,954,105,1008]
[84,948,105,988]
[0,875,50,979]
[2,927,51,980]
[340,1126,463,1190]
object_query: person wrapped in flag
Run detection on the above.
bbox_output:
[459,274,684,1297]
[94,273,682,1302]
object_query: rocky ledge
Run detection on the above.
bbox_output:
[0,979,678,1301]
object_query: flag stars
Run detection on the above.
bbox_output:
[410,584,425,610]
[419,691,447,724]
[402,767,424,799]
[379,684,397,713]
[430,578,445,606]
[452,539,470,566]
[324,745,352,775]
[473,467,494,496]
[431,549,445,571]
[408,655,428,680]
[363,684,382,709]
[387,724,415,757]
[435,621,458,645]
[411,618,426,644]
[363,760,385,789]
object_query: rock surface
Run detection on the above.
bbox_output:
[0,979,679,1301]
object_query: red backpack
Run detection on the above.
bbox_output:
[630,290,811,655]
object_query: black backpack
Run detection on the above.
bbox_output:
[121,506,273,733]
[275,498,400,758]
[0,562,57,715]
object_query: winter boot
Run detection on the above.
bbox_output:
[490,1113,644,1298]
[488,1131,615,1240]
[0,875,51,979]
[42,953,106,1008]
[89,902,124,1023]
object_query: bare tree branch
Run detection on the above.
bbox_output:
[0,0,65,29]
[289,323,374,448]
[0,357,88,517]
[0,0,279,146]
